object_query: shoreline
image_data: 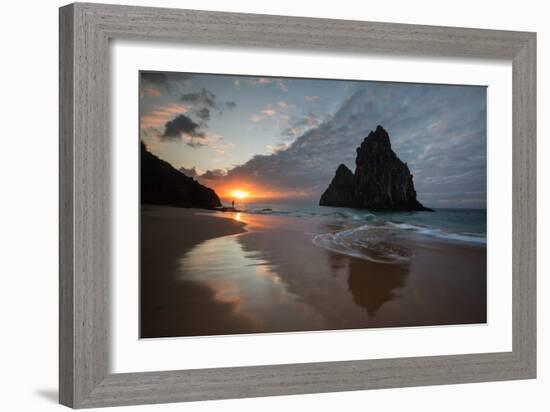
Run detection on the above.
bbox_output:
[140,205,250,338]
[141,205,486,338]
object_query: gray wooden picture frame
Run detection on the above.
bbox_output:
[59,2,536,409]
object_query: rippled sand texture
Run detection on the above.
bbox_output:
[140,206,486,338]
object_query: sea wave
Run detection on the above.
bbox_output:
[244,205,377,222]
[386,222,487,244]
[312,220,486,263]
[312,225,412,264]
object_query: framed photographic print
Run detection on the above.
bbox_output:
[59,2,536,408]
[138,72,488,339]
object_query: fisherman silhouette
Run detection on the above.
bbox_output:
[232,200,235,209]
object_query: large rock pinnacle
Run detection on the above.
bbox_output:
[320,126,432,211]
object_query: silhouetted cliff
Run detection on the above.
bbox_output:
[320,126,432,211]
[319,164,356,207]
[141,142,221,209]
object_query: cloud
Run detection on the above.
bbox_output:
[277,101,289,110]
[305,95,320,102]
[161,114,205,141]
[281,113,322,139]
[282,126,302,139]
[199,168,227,180]
[196,107,210,121]
[179,166,197,178]
[249,78,272,86]
[266,143,288,154]
[216,82,486,207]
[180,87,237,123]
[140,74,238,153]
[248,77,288,92]
[184,138,208,148]
[261,106,277,116]
[296,114,322,127]
[181,88,217,108]
[276,80,288,92]
[187,133,225,150]
[141,72,169,85]
[141,72,191,88]
[249,104,284,124]
[142,87,161,97]
[140,103,189,129]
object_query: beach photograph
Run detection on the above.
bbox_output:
[139,71,487,339]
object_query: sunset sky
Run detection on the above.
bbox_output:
[140,71,487,208]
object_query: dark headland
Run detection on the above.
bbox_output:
[141,142,222,209]
[320,126,433,211]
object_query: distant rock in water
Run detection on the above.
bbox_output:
[319,164,356,207]
[320,126,432,211]
[141,142,221,209]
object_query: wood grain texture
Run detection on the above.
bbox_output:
[59,2,537,408]
[512,34,537,374]
[59,4,75,407]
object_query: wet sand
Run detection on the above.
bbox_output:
[140,206,249,338]
[140,205,486,338]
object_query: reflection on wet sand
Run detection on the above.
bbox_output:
[347,259,409,318]
[179,233,325,333]
[140,206,255,338]
[141,206,486,338]
[177,212,416,334]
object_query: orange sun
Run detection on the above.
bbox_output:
[231,190,249,200]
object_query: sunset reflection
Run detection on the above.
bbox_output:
[178,221,325,331]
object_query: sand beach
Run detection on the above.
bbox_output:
[140,205,486,338]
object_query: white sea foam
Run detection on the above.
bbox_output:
[312,224,412,264]
[312,219,486,262]
[242,203,486,261]
[386,222,487,244]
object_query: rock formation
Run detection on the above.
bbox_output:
[141,142,222,209]
[319,126,432,211]
[319,164,356,207]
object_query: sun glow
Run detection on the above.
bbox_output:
[231,190,249,200]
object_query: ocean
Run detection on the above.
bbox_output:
[241,202,486,263]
